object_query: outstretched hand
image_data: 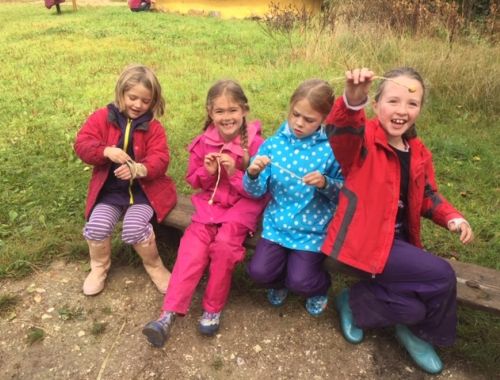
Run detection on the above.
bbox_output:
[345,68,375,107]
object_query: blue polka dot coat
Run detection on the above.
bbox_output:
[243,122,343,253]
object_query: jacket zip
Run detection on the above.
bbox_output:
[123,119,134,204]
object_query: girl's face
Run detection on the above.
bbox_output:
[123,83,152,120]
[373,76,424,146]
[209,95,248,142]
[288,98,324,139]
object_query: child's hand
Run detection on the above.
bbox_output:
[247,156,270,177]
[345,68,374,107]
[303,171,326,189]
[104,146,131,164]
[448,218,474,244]
[219,153,236,176]
[114,163,132,181]
[204,152,220,175]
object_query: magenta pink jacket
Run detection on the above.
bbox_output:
[74,107,177,222]
[187,121,266,232]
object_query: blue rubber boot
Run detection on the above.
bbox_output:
[305,295,328,317]
[395,324,443,374]
[267,288,289,307]
[142,311,176,348]
[334,288,364,344]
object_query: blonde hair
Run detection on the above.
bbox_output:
[290,79,335,118]
[114,64,165,118]
[204,79,251,168]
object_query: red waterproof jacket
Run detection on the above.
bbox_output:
[321,97,463,274]
[74,107,177,222]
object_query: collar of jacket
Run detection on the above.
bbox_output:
[203,120,262,156]
[279,121,328,144]
[106,103,152,132]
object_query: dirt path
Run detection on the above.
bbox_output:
[0,254,488,380]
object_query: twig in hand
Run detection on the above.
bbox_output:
[270,161,303,182]
[373,76,417,92]
[329,75,417,93]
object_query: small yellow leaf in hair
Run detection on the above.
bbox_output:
[408,86,417,93]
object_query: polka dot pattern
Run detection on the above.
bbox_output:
[244,122,344,252]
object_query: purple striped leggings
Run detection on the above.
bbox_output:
[83,203,153,244]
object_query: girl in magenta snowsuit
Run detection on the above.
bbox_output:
[143,80,266,348]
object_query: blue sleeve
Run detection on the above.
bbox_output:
[243,141,272,198]
[318,153,344,203]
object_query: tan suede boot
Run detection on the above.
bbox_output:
[82,237,112,296]
[134,232,171,293]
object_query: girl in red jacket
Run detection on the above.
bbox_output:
[322,67,473,374]
[74,64,176,296]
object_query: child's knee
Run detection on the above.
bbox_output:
[247,259,272,283]
[121,223,152,245]
[436,258,457,288]
[83,223,114,241]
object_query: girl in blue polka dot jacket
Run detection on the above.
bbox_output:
[243,79,343,316]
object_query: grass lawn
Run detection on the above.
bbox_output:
[0,2,499,374]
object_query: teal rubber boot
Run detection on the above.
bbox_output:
[334,288,364,344]
[395,324,443,374]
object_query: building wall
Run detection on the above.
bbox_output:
[155,0,322,19]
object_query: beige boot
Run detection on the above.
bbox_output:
[83,237,112,296]
[134,232,171,293]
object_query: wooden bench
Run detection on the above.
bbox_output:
[162,195,500,315]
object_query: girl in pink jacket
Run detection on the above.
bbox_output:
[143,80,266,348]
[74,64,176,297]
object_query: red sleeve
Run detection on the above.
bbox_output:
[324,97,367,177]
[74,109,109,166]
[420,151,464,227]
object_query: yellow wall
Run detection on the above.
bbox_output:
[155,0,322,19]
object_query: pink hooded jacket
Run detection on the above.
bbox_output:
[187,120,266,232]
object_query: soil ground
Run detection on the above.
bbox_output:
[0,226,490,380]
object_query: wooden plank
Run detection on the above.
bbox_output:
[449,259,500,315]
[162,195,500,315]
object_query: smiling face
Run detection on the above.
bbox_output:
[288,98,325,139]
[208,94,248,142]
[123,83,152,120]
[372,75,424,147]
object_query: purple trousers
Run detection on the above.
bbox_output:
[247,238,331,297]
[349,239,457,347]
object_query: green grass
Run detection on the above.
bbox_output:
[0,3,498,374]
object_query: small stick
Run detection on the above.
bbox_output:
[330,75,416,93]
[97,320,126,380]
[208,147,224,205]
[270,161,303,181]
[373,75,417,92]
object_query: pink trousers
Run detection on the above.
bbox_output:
[162,221,248,314]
